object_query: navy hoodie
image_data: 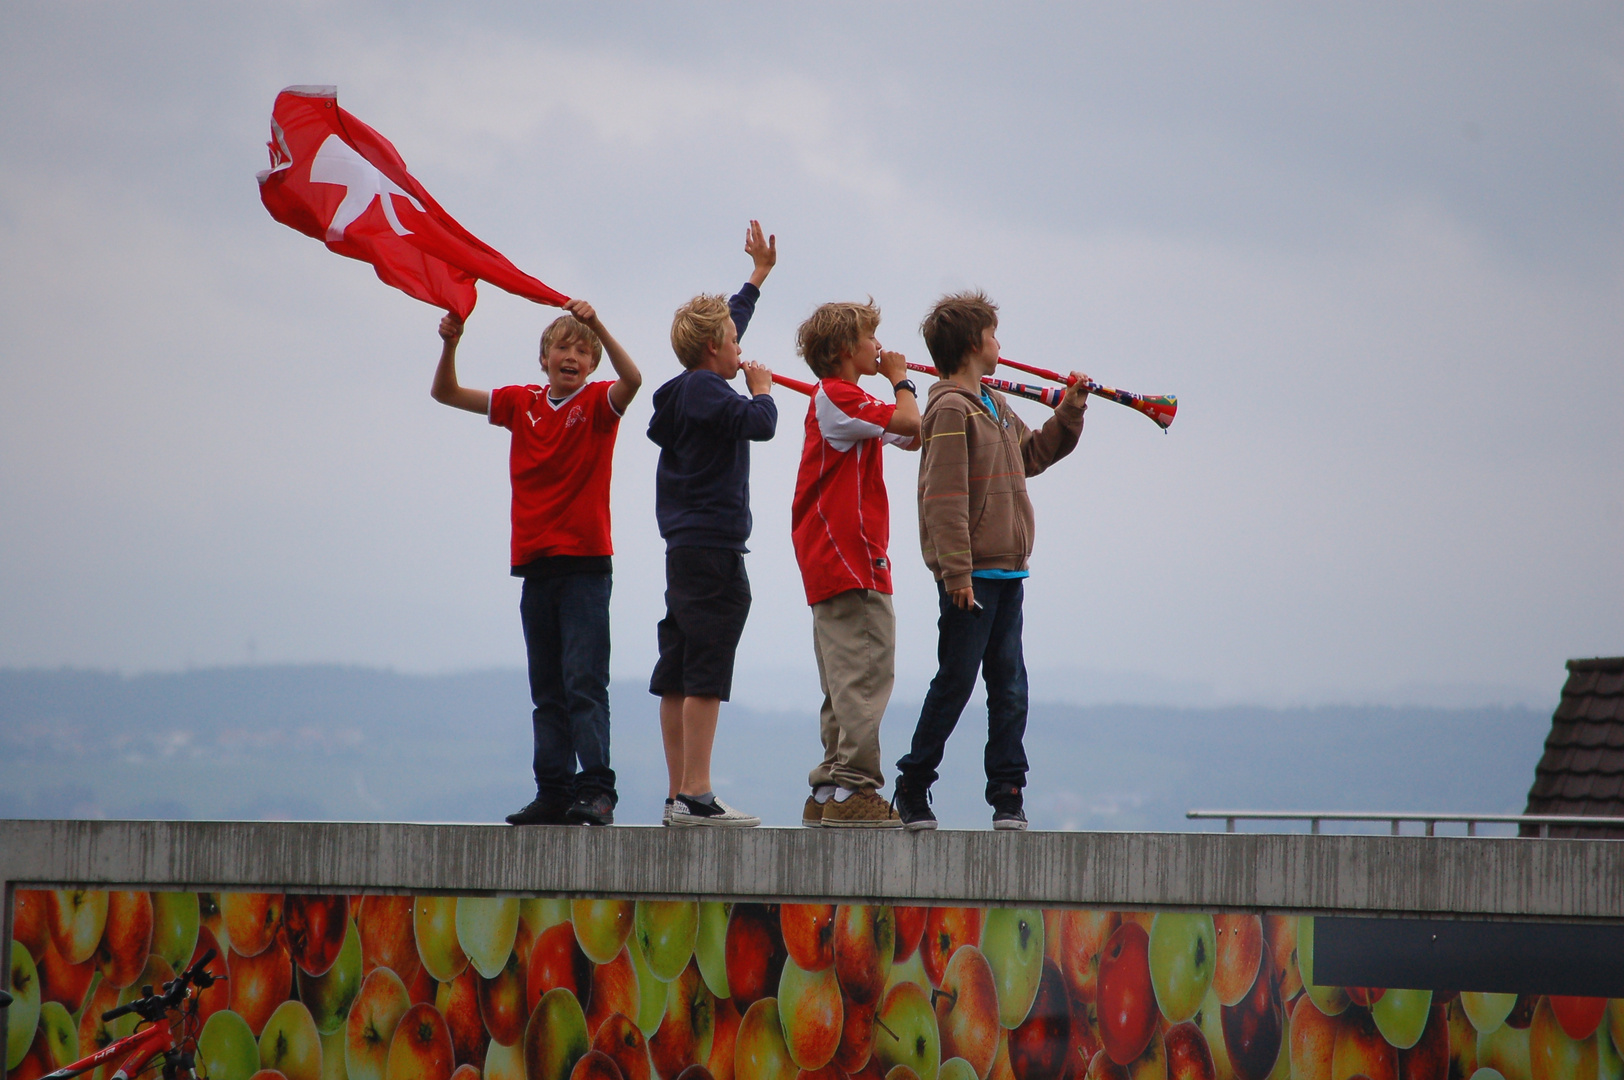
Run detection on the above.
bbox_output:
[647,284,778,551]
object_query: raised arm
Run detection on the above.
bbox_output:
[429,314,491,415]
[1018,371,1088,476]
[745,220,776,289]
[877,349,921,443]
[564,299,641,414]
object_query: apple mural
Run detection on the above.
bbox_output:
[935,947,1000,1080]
[1219,944,1282,1080]
[47,890,109,966]
[587,947,644,1039]
[416,897,470,984]
[874,982,941,1080]
[1373,992,1434,1052]
[224,893,285,960]
[632,931,674,1037]
[835,907,896,1008]
[13,890,51,964]
[594,1013,654,1080]
[639,903,702,985]
[1334,1010,1399,1080]
[530,923,594,1016]
[1259,919,1300,1004]
[1450,999,1481,1080]
[438,966,491,1070]
[941,1059,980,1080]
[360,896,422,985]
[1398,1006,1449,1080]
[736,999,798,1080]
[232,938,296,1036]
[1296,920,1349,1018]
[1463,998,1521,1038]
[8,941,43,1070]
[347,966,413,1080]
[151,890,202,972]
[526,987,592,1080]
[480,946,530,1047]
[37,935,95,1013]
[711,996,744,1080]
[1098,924,1157,1066]
[36,999,78,1074]
[488,1040,528,1080]
[1006,961,1071,1080]
[1290,993,1339,1080]
[575,902,638,968]
[894,911,928,966]
[698,903,733,1000]
[321,1029,348,1080]
[573,1050,628,1080]
[1548,1001,1608,1044]
[261,1000,325,1080]
[922,912,984,992]
[457,899,520,982]
[779,956,844,1071]
[836,989,880,1076]
[389,1002,456,1080]
[982,910,1044,1030]
[1209,918,1261,1011]
[1149,915,1216,1025]
[783,907,838,974]
[728,905,790,1012]
[1165,1022,1217,1080]
[286,895,351,979]
[652,960,718,1080]
[202,1009,265,1080]
[301,918,364,1036]
[1529,998,1598,1080]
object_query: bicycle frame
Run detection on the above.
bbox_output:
[42,1011,176,1080]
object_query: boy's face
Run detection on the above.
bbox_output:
[966,325,1000,376]
[701,318,742,379]
[542,335,599,395]
[845,330,883,377]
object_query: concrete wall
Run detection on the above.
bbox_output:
[3,819,1622,920]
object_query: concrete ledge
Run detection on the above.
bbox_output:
[2,820,1621,920]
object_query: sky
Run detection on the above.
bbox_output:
[1,2,1619,709]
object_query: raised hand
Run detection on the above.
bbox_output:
[564,298,599,326]
[745,220,777,287]
[1062,370,1091,407]
[438,313,464,343]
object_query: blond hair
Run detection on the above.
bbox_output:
[670,294,732,369]
[796,300,881,379]
[539,315,603,367]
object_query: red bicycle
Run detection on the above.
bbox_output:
[40,949,221,1080]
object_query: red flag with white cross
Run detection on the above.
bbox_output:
[257,85,568,319]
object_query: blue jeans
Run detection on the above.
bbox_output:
[520,572,615,805]
[895,577,1030,804]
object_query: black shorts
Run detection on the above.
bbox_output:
[649,547,752,701]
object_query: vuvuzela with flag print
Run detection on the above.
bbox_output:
[257,85,568,318]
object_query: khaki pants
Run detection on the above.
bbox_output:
[808,588,896,793]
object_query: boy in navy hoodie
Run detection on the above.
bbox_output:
[647,222,777,827]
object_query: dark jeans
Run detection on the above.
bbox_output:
[520,572,615,806]
[895,577,1029,804]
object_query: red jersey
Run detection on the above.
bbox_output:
[489,380,622,565]
[790,378,912,605]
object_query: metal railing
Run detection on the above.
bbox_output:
[1185,810,1624,837]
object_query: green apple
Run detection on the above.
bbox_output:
[1197,987,1234,1080]
[885,949,930,1001]
[486,1039,525,1080]
[151,891,203,972]
[201,1009,264,1080]
[39,1000,79,1070]
[629,931,669,1037]
[1148,914,1216,1025]
[520,901,572,938]
[1371,989,1433,1051]
[9,939,42,1069]
[735,999,797,1080]
[874,982,940,1080]
[980,909,1044,1029]
[1463,995,1520,1036]
[940,1059,979,1080]
[1478,1020,1531,1080]
[457,898,520,981]
[573,901,636,967]
[696,902,731,1000]
[523,987,589,1080]
[1471,1071,1509,1080]
[636,901,700,984]
[261,1000,324,1080]
[415,897,469,983]
[301,918,364,1036]
[1295,919,1347,1018]
[322,1029,349,1080]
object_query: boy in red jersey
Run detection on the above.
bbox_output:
[790,301,920,828]
[431,298,641,826]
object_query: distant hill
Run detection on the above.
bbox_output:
[0,665,1549,833]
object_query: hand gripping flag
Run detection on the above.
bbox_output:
[257,85,568,318]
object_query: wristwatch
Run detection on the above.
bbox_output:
[892,378,918,397]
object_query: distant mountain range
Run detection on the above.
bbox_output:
[0,665,1551,833]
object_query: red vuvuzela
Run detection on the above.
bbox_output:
[257,85,568,319]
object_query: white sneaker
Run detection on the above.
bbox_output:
[663,798,675,827]
[669,794,761,827]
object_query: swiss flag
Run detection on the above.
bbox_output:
[257,85,568,318]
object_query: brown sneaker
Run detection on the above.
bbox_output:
[802,794,825,827]
[822,790,903,829]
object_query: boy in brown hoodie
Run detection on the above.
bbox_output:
[892,292,1090,831]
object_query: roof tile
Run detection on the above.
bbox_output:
[1596,671,1624,696]
[1567,670,1600,696]
[1526,657,1624,823]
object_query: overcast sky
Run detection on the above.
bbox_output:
[1,2,1619,708]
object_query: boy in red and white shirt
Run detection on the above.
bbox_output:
[790,301,920,827]
[431,298,641,827]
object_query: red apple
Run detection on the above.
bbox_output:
[1052,912,1120,1010]
[588,948,642,1039]
[285,895,349,979]
[594,1014,653,1080]
[1290,993,1338,1080]
[1397,1008,1448,1080]
[936,947,999,1080]
[711,997,743,1080]
[922,911,984,991]
[1210,919,1262,1010]
[408,959,437,1005]
[727,905,789,1012]
[894,911,928,966]
[1065,994,1103,1080]
[780,957,844,1071]
[1008,961,1070,1080]
[1259,921,1299,1004]
[224,893,285,960]
[347,966,413,1080]
[47,889,109,965]
[835,992,878,1076]
[1219,944,1282,1080]
[1547,999,1606,1043]
[37,936,95,1011]
[93,890,154,989]
[389,1002,456,1080]
[480,946,529,1047]
[437,966,489,1070]
[1098,924,1157,1066]
[574,1052,627,1080]
[531,922,594,1016]
[231,937,296,1036]
[834,907,895,1007]
[14,889,51,964]
[652,960,717,1080]
[1164,1023,1216,1080]
[783,907,838,974]
[360,896,423,984]
[1332,1011,1397,1080]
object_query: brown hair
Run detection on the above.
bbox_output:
[921,291,998,375]
[539,315,603,367]
[795,300,881,379]
[670,294,732,369]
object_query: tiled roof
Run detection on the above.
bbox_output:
[1523,657,1624,838]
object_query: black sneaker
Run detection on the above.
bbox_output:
[505,797,571,826]
[892,780,937,831]
[566,792,616,826]
[991,786,1028,831]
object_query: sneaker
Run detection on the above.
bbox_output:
[505,797,571,826]
[802,794,825,827]
[663,798,676,827]
[991,786,1028,831]
[669,793,761,828]
[892,780,937,831]
[823,790,903,829]
[566,792,615,826]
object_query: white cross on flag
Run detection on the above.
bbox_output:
[257,86,568,319]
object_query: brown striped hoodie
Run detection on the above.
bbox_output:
[916,380,1086,592]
